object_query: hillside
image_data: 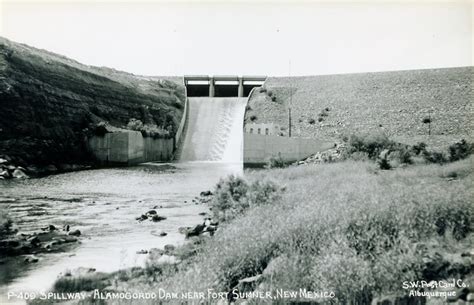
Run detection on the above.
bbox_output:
[245,67,473,149]
[0,37,185,171]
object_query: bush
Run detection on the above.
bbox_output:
[448,139,472,162]
[422,150,447,164]
[265,154,287,168]
[210,175,283,222]
[345,132,394,160]
[308,118,316,125]
[249,115,257,122]
[412,142,427,155]
[422,117,432,124]
[127,118,171,139]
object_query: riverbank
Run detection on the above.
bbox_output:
[38,153,473,304]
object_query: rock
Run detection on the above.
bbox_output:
[206,225,217,232]
[41,225,56,231]
[24,255,39,263]
[27,236,40,246]
[12,168,29,179]
[210,220,219,226]
[146,210,157,215]
[63,224,70,232]
[0,158,7,164]
[200,190,213,197]
[136,249,148,254]
[136,214,148,221]
[151,215,166,222]
[198,212,207,216]
[0,169,10,179]
[186,224,206,238]
[68,229,81,237]
[159,231,167,237]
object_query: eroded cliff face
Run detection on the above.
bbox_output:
[0,37,185,173]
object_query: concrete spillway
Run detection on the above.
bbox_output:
[179,97,247,162]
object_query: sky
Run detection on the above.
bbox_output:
[0,1,472,76]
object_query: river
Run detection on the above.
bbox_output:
[0,97,248,304]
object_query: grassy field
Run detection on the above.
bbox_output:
[160,158,472,302]
[245,67,473,150]
[55,154,473,304]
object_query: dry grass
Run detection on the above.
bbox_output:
[156,157,473,303]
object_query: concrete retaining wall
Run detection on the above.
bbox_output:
[88,131,175,165]
[243,133,334,165]
[88,85,188,165]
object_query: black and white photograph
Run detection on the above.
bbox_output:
[0,1,472,304]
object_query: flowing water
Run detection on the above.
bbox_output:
[0,97,247,304]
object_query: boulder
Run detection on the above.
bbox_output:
[41,225,56,231]
[0,170,10,179]
[68,229,81,237]
[200,190,213,197]
[206,225,217,232]
[151,215,166,222]
[186,224,206,238]
[136,214,148,221]
[12,168,29,179]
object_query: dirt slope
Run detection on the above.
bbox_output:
[0,37,185,168]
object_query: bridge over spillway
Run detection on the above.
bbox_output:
[184,75,266,97]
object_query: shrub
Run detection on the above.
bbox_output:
[345,132,394,160]
[127,118,144,131]
[448,139,472,162]
[422,117,431,124]
[412,142,427,155]
[210,175,283,222]
[308,118,316,125]
[318,117,324,122]
[249,115,257,122]
[422,150,447,164]
[127,118,170,138]
[271,96,277,102]
[265,154,287,168]
[267,90,273,97]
